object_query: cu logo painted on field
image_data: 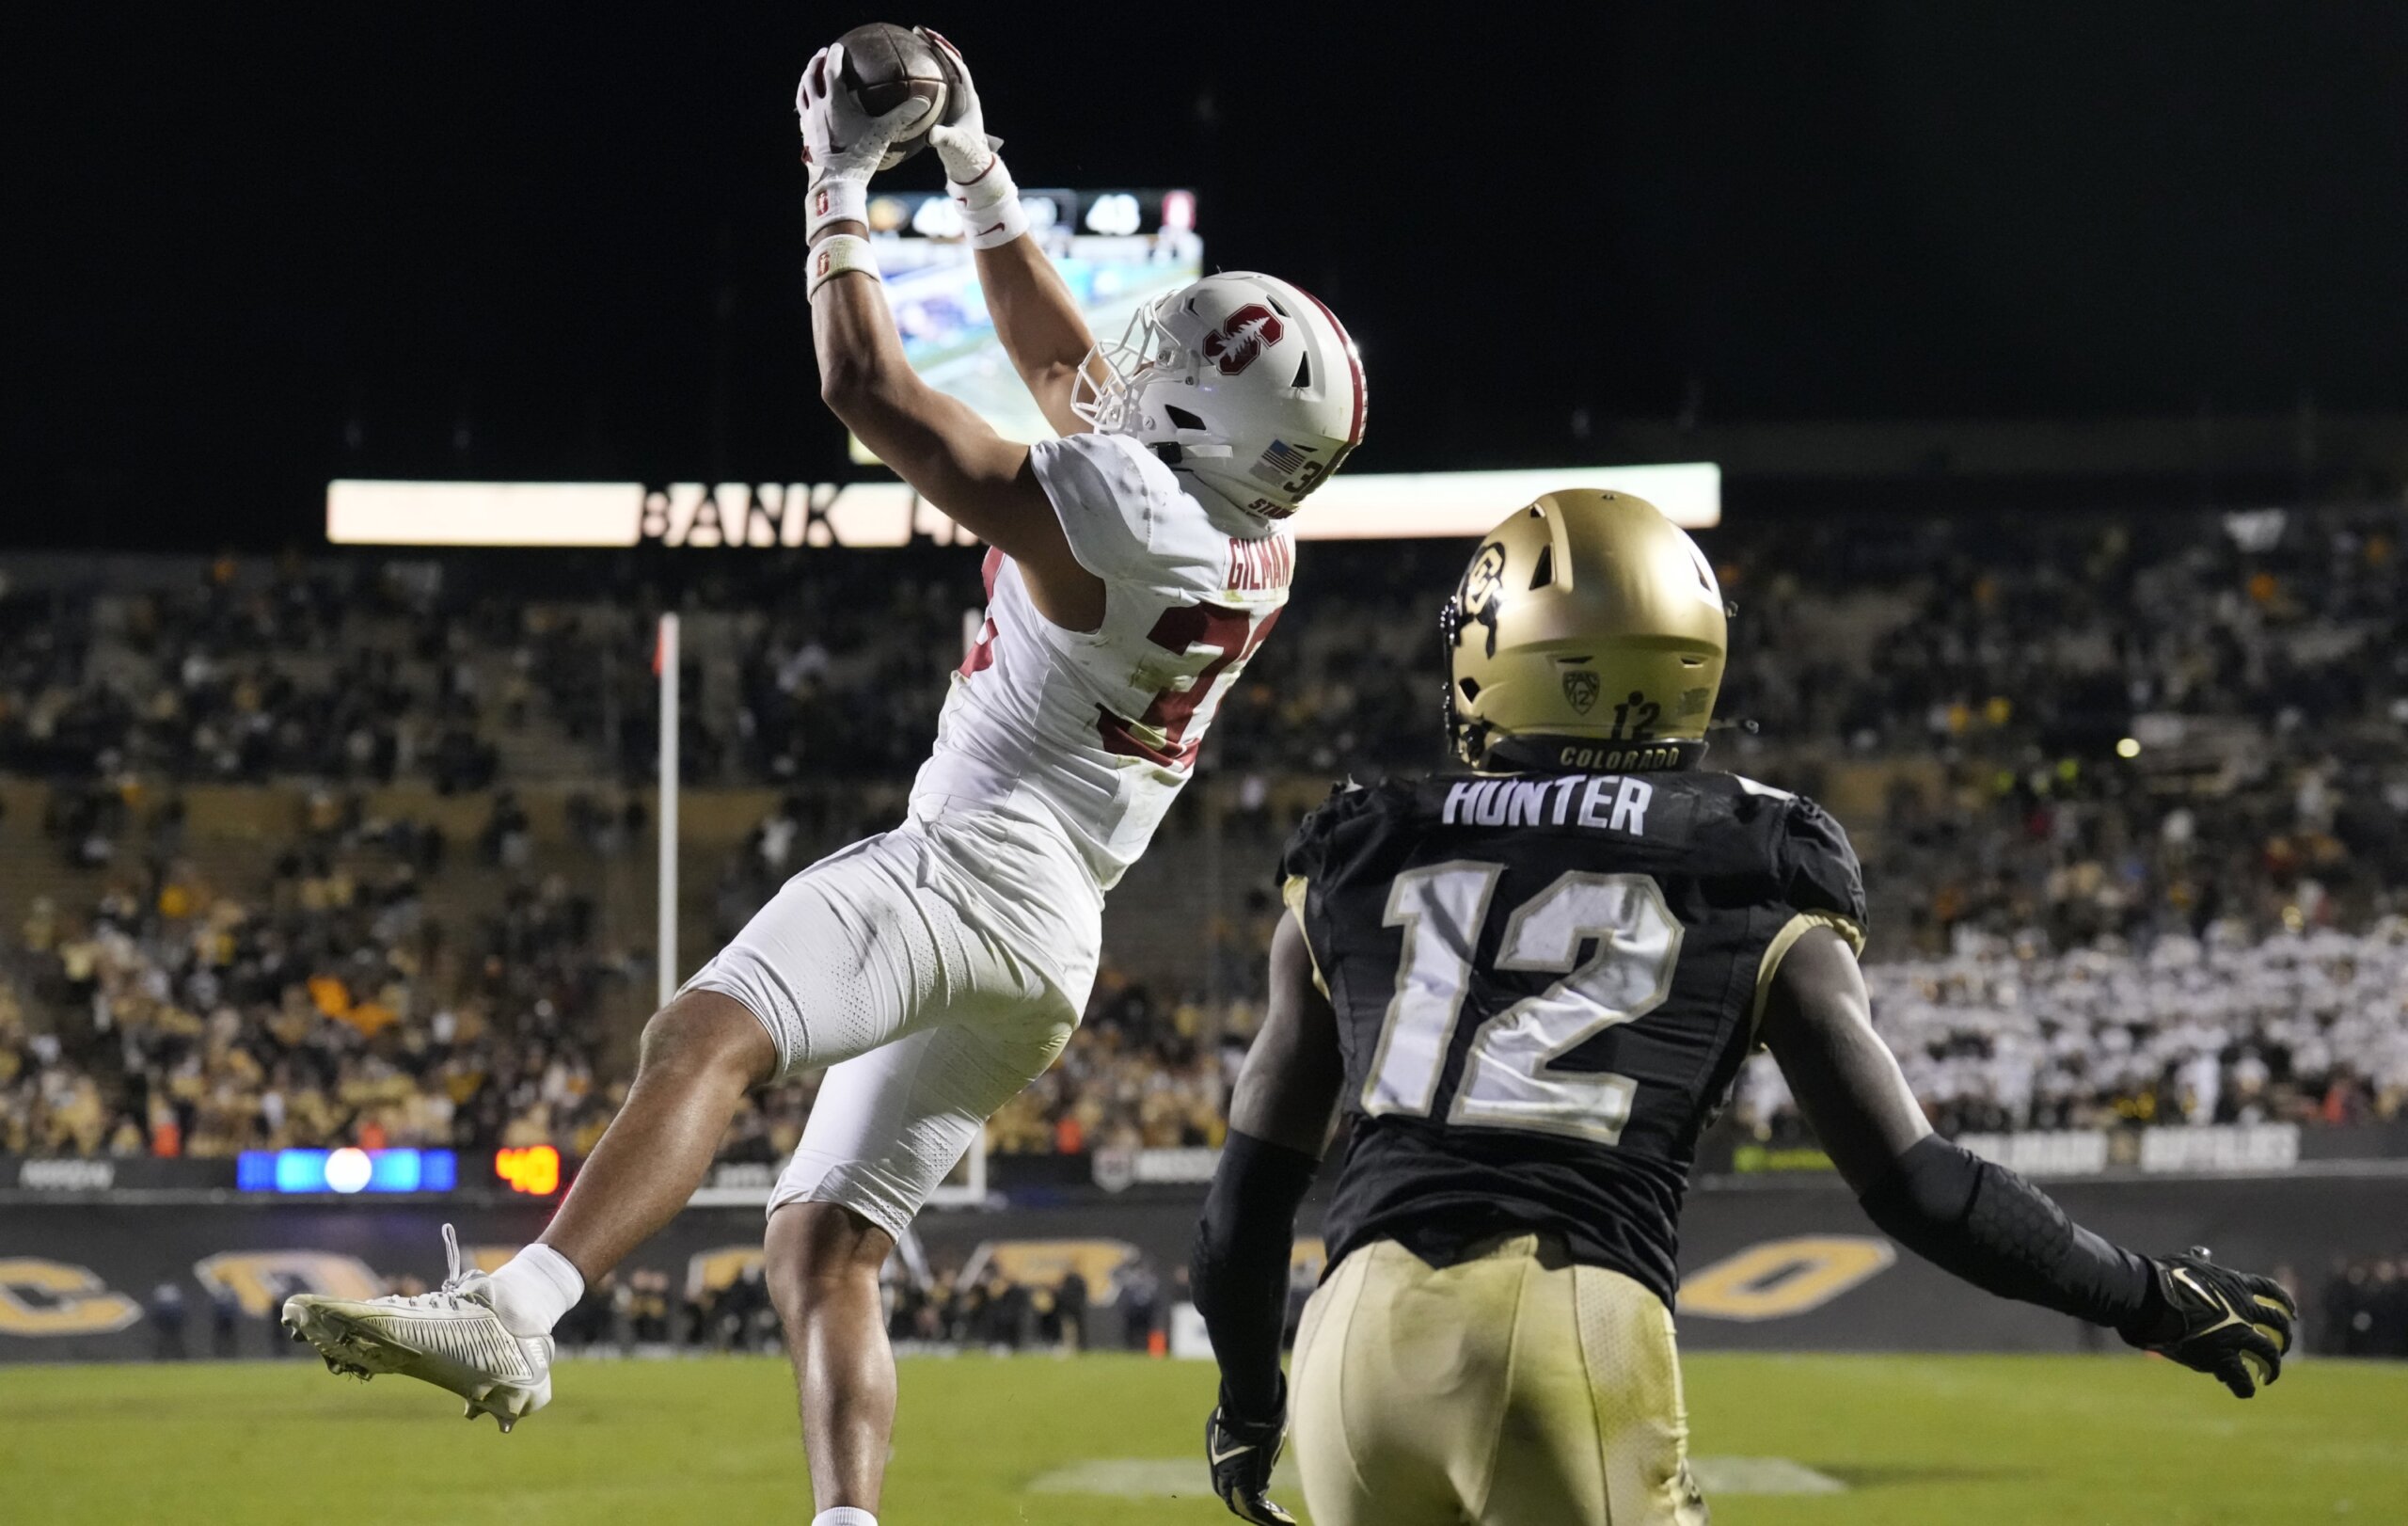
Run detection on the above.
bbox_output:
[1202,303,1284,375]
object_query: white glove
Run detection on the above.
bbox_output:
[796,42,934,191]
[915,27,1000,185]
[912,27,1025,248]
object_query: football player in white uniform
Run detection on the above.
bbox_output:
[282,28,1364,1526]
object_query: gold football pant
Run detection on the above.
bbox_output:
[1291,1235,1709,1526]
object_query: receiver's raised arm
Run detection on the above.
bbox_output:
[919,28,1101,438]
[797,44,1103,631]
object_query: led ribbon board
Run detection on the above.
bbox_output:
[235,1149,458,1195]
[327,463,1719,548]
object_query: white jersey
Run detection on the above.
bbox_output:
[908,431,1296,891]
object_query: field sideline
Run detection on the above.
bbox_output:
[3,1351,2400,1525]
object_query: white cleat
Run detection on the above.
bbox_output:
[282,1224,552,1434]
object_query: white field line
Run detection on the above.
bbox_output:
[1027,1454,1845,1498]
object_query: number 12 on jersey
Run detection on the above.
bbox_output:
[1362,865,1683,1146]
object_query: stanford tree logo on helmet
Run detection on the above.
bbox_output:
[1201,304,1283,375]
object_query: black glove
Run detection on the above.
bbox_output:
[1206,1389,1295,1526]
[2117,1246,2297,1398]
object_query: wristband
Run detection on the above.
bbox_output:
[807,234,879,298]
[949,157,1028,249]
[806,175,868,241]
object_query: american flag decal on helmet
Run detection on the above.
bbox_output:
[1258,439,1316,475]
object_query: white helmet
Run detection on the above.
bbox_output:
[1071,270,1366,520]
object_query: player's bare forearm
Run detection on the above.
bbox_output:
[810,278,992,495]
[813,284,932,436]
[1226,914,1344,1156]
[972,235,1099,437]
[807,259,1104,628]
[808,227,916,423]
[1757,928,1930,1193]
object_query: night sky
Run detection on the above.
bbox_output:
[8,3,2407,548]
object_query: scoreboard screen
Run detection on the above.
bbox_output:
[862,187,1201,455]
[326,185,1723,545]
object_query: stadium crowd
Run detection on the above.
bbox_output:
[1733,921,2408,1142]
[0,784,1236,1163]
[0,794,632,1161]
[5,500,2408,1168]
[7,503,2400,784]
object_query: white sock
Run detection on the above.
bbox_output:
[483,1243,584,1337]
[811,1511,877,1526]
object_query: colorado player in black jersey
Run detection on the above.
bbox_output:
[1189,490,2296,1526]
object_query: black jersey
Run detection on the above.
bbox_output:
[1281,769,1865,1306]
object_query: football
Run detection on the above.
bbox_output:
[833,22,961,171]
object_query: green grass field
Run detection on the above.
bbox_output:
[4,1351,2401,1525]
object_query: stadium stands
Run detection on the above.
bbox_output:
[1734,922,2408,1143]
[4,499,2406,1164]
[0,799,627,1159]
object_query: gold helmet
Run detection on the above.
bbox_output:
[1442,489,1727,773]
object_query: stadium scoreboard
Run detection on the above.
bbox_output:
[325,184,1719,547]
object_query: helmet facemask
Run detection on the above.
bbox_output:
[1069,300,1171,437]
[1070,300,1235,464]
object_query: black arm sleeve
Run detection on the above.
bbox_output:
[1859,1135,2162,1330]
[1190,1128,1320,1420]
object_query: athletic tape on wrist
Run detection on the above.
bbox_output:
[807,234,879,298]
[949,158,1028,249]
[805,176,867,240]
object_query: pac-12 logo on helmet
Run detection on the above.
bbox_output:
[1072,271,1365,520]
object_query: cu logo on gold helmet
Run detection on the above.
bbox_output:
[1456,541,1508,658]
